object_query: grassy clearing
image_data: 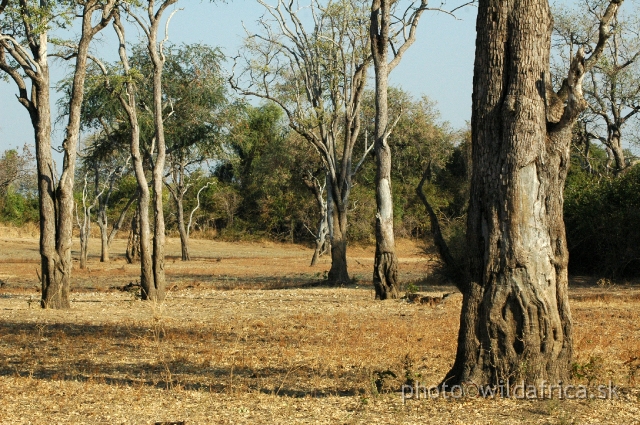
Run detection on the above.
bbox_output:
[0,237,639,424]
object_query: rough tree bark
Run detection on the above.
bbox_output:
[370,0,397,299]
[443,0,621,387]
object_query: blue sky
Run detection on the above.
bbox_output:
[0,0,478,154]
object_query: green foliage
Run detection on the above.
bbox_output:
[0,187,39,226]
[564,164,640,277]
[211,103,319,241]
[0,147,38,226]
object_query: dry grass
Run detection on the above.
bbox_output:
[0,236,639,424]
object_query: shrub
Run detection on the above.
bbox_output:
[564,164,640,277]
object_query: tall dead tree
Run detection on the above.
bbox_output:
[231,0,372,284]
[443,0,622,387]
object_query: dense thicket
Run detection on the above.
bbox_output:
[565,158,640,277]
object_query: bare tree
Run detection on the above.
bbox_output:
[1,0,117,308]
[554,0,640,174]
[231,0,372,284]
[443,0,622,387]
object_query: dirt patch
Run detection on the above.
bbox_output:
[0,236,638,424]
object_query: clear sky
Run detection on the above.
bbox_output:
[0,0,478,154]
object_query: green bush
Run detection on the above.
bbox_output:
[564,164,640,277]
[0,189,39,226]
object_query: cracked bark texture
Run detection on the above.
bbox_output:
[443,0,596,386]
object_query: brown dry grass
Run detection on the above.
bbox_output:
[0,235,639,424]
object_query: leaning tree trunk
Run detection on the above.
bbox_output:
[107,194,136,251]
[443,0,591,387]
[371,0,398,300]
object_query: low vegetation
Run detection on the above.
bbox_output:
[0,237,638,423]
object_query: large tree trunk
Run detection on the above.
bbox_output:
[44,1,115,308]
[31,70,70,309]
[327,191,350,285]
[609,129,626,174]
[371,0,398,300]
[443,0,591,387]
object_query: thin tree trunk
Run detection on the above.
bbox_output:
[305,172,329,267]
[126,205,142,264]
[371,0,398,300]
[107,192,136,247]
[132,131,154,299]
[145,1,178,302]
[175,191,190,261]
[79,207,90,269]
[443,0,602,387]
[310,211,329,267]
[98,215,109,262]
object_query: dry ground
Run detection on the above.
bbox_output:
[0,230,639,424]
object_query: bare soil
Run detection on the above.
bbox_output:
[0,233,639,424]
